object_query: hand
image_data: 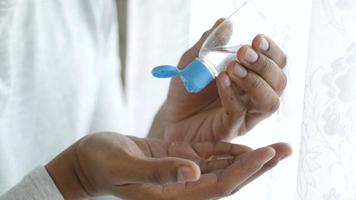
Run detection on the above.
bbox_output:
[46,132,291,199]
[150,19,287,142]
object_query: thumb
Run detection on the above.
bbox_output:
[129,157,201,184]
[178,18,225,69]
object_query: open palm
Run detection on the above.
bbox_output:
[112,135,291,200]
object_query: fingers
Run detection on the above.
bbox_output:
[230,143,292,193]
[252,34,287,68]
[168,141,251,160]
[216,147,275,193]
[168,142,201,161]
[227,62,280,113]
[214,35,287,139]
[216,72,245,126]
[192,141,252,173]
[168,141,252,173]
[168,146,276,200]
[191,141,252,159]
[113,144,290,200]
[199,158,235,173]
[236,46,287,94]
[128,157,201,184]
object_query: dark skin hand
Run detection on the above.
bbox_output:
[46,132,291,200]
[149,19,287,142]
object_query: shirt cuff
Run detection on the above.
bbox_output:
[0,166,64,200]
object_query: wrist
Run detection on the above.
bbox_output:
[46,142,90,200]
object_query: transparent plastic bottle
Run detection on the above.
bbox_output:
[152,0,274,93]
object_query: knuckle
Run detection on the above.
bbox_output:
[259,56,273,75]
[249,76,264,91]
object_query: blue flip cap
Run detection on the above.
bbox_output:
[152,58,215,93]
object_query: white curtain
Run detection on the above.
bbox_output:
[125,0,356,199]
[297,0,356,199]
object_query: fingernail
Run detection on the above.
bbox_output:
[244,48,258,63]
[259,37,269,51]
[177,166,195,182]
[221,74,231,87]
[234,63,247,78]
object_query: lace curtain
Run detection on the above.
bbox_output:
[125,0,356,199]
[297,0,356,199]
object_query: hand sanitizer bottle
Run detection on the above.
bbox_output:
[152,0,274,93]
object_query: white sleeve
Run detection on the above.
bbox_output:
[0,167,64,200]
[0,0,15,44]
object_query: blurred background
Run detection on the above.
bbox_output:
[117,0,356,199]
